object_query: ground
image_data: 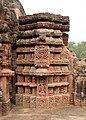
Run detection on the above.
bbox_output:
[1,106,86,120]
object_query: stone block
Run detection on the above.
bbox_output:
[74,99,81,106]
[55,95,62,107]
[32,88,37,96]
[16,94,23,106]
[25,76,31,83]
[23,94,30,107]
[17,75,24,82]
[36,97,48,108]
[49,96,55,108]
[48,88,54,96]
[17,87,24,94]
[62,94,70,105]
[25,87,31,94]
[30,96,36,108]
[60,76,67,82]
[16,66,23,74]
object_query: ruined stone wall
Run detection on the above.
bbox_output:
[1,0,25,18]
[0,17,14,116]
[0,0,25,116]
[15,13,73,108]
[73,58,86,106]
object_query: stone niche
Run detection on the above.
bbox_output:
[16,13,73,108]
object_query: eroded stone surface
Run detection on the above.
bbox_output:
[73,58,86,106]
[0,0,25,116]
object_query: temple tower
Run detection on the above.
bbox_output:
[16,13,73,108]
[0,0,25,115]
[0,17,14,115]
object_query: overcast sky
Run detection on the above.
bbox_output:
[19,0,86,43]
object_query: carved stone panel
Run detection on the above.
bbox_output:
[30,96,36,108]
[49,96,55,108]
[17,75,24,82]
[16,94,23,106]
[23,94,30,107]
[25,87,31,94]
[36,97,49,108]
[60,76,67,82]
[35,45,50,67]
[59,86,67,94]
[55,95,62,106]
[48,88,53,96]
[54,87,59,94]
[37,77,48,97]
[17,87,24,94]
[53,76,60,82]
[62,94,70,105]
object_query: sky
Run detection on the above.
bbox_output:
[19,0,86,43]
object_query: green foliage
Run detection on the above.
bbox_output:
[68,41,86,58]
[80,51,86,58]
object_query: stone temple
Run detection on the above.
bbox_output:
[16,13,73,108]
[0,0,86,116]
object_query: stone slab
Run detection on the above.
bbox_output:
[36,97,49,108]
[30,96,36,108]
[49,96,55,108]
[16,94,23,106]
[62,94,70,105]
[23,94,30,107]
[55,95,62,107]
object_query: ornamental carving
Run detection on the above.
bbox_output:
[35,45,50,67]
[37,77,47,97]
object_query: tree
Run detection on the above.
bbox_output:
[68,41,86,58]
[80,51,86,58]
